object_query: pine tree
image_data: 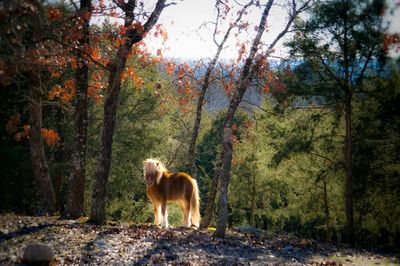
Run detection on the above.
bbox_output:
[285,0,387,245]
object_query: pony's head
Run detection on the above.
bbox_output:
[143,158,166,185]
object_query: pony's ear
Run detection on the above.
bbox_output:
[143,159,147,165]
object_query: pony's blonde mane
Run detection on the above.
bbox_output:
[143,158,167,184]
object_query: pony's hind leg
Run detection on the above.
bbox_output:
[161,200,168,228]
[153,203,161,226]
[182,200,191,227]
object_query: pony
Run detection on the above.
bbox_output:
[143,158,200,228]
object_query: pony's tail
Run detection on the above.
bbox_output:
[190,179,201,228]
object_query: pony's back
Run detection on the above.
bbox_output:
[162,172,201,227]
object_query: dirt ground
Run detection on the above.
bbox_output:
[0,214,398,265]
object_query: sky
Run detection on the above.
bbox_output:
[144,0,400,60]
[145,0,295,60]
[93,0,400,60]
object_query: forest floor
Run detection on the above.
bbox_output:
[0,214,399,266]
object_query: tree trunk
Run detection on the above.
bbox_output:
[188,3,251,178]
[89,0,167,225]
[342,5,354,245]
[215,0,274,238]
[188,88,207,179]
[344,88,354,245]
[215,108,236,237]
[29,83,57,215]
[65,0,91,219]
[90,49,129,225]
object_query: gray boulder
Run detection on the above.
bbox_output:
[22,242,55,263]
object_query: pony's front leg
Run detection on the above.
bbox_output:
[161,201,168,228]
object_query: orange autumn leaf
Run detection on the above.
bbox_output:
[223,83,234,94]
[61,93,73,103]
[70,57,78,69]
[179,98,189,105]
[152,57,161,63]
[14,124,30,142]
[115,37,125,48]
[133,22,145,35]
[243,120,253,129]
[266,71,273,82]
[46,7,62,20]
[122,66,135,80]
[64,79,76,92]
[48,84,63,100]
[165,61,175,76]
[153,24,168,42]
[181,107,189,113]
[383,33,400,52]
[15,132,26,142]
[92,71,103,81]
[90,47,101,61]
[136,77,143,88]
[23,124,30,134]
[88,83,104,103]
[63,80,76,102]
[48,67,62,78]
[41,128,60,146]
[14,132,23,142]
[232,135,239,145]
[48,80,76,103]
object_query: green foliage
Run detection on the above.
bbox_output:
[352,64,400,246]
[226,99,345,239]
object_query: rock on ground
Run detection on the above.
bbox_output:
[22,242,55,262]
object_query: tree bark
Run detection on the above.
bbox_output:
[29,82,57,215]
[188,2,252,178]
[215,105,239,237]
[187,83,208,179]
[215,1,276,236]
[90,46,129,224]
[214,0,304,237]
[342,5,354,245]
[90,0,167,225]
[65,0,91,219]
